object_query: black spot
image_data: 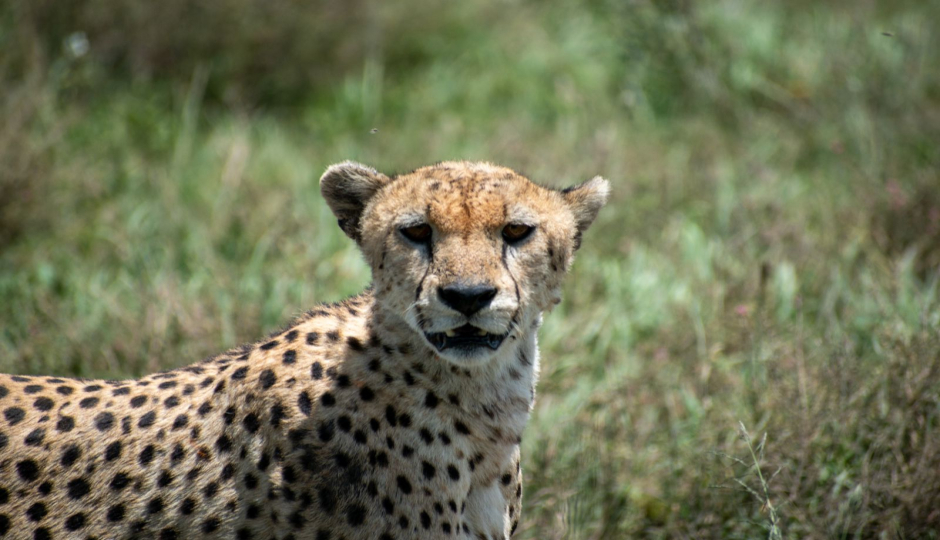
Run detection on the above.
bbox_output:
[137,411,157,428]
[16,459,39,482]
[285,329,298,342]
[172,414,189,430]
[158,381,177,389]
[399,414,412,428]
[4,407,25,425]
[26,502,47,521]
[306,332,319,345]
[198,402,212,416]
[64,513,86,531]
[337,415,351,432]
[320,392,336,407]
[37,482,51,495]
[243,412,261,433]
[424,391,439,408]
[397,475,413,494]
[0,515,7,536]
[56,415,75,432]
[107,504,125,522]
[180,498,196,515]
[24,428,45,446]
[318,420,335,442]
[223,406,236,425]
[257,453,271,471]
[346,503,366,526]
[385,405,398,426]
[354,429,368,445]
[61,444,82,467]
[337,374,351,388]
[32,397,54,411]
[23,385,43,394]
[327,331,340,342]
[422,461,436,480]
[67,477,91,499]
[110,472,131,490]
[78,397,99,408]
[259,369,277,389]
[454,421,471,435]
[160,528,179,540]
[403,371,415,385]
[0,386,6,399]
[318,485,337,514]
[447,465,460,481]
[310,362,323,379]
[359,387,375,401]
[347,337,364,352]
[297,392,312,416]
[244,473,258,489]
[448,393,460,406]
[112,387,131,396]
[130,396,147,408]
[502,473,513,485]
[138,444,156,465]
[203,517,221,533]
[164,396,180,408]
[381,496,395,515]
[148,497,165,514]
[216,434,233,453]
[282,350,297,364]
[34,527,52,540]
[158,470,174,487]
[439,432,451,445]
[270,403,287,427]
[246,504,261,519]
[419,428,434,444]
[95,411,115,431]
[402,445,415,458]
[232,367,249,380]
[420,511,431,529]
[260,340,279,351]
[171,443,185,463]
[203,481,219,498]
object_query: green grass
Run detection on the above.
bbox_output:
[2,0,940,537]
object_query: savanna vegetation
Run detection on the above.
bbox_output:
[1,0,939,537]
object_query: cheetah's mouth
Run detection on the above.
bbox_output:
[426,324,506,352]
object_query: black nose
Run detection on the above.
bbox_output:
[438,284,497,317]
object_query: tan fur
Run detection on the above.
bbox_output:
[0,161,607,539]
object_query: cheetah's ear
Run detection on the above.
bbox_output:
[320,161,391,242]
[561,176,610,250]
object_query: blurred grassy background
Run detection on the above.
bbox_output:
[2,0,939,537]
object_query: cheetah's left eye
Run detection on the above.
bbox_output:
[502,223,535,244]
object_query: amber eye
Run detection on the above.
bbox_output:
[502,223,535,244]
[400,223,433,243]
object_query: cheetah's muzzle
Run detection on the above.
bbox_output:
[426,324,507,351]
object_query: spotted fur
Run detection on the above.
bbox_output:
[0,161,608,539]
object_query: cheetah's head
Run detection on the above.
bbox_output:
[321,161,608,366]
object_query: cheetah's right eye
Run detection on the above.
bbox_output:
[399,223,433,243]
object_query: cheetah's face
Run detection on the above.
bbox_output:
[321,161,608,366]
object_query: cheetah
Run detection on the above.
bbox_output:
[0,161,608,539]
